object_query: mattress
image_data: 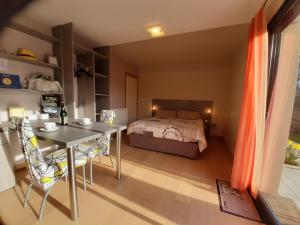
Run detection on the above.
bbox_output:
[127,117,207,152]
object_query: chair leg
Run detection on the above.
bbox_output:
[98,155,114,167]
[38,187,52,220]
[24,183,33,208]
[64,175,68,183]
[98,155,102,165]
[82,165,86,190]
[108,155,114,167]
[90,157,93,185]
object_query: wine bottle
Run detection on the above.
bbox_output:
[60,104,68,125]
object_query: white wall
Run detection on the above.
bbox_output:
[224,44,248,154]
[138,62,232,136]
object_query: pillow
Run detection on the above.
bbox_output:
[177,110,201,120]
[156,109,176,118]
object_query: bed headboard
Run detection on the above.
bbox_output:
[152,99,213,124]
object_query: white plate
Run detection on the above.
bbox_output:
[39,126,61,132]
[78,122,93,126]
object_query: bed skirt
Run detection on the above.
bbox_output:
[128,133,200,159]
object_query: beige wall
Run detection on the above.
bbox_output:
[138,62,232,136]
[109,54,139,108]
[223,44,248,154]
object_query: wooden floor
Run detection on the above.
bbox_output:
[0,137,264,225]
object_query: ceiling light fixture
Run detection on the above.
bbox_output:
[146,25,165,38]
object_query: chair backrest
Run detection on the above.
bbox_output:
[100,110,116,125]
[19,118,48,187]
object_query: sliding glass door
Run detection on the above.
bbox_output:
[262,1,300,224]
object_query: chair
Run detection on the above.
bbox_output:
[18,118,87,220]
[77,110,116,184]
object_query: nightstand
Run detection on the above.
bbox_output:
[204,123,216,139]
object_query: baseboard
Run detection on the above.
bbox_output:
[255,192,281,225]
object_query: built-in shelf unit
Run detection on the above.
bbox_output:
[0,22,109,121]
[53,23,110,121]
[1,22,64,100]
[94,47,110,121]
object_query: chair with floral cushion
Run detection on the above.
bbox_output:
[77,110,116,184]
[19,118,87,220]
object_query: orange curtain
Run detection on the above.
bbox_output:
[231,9,268,196]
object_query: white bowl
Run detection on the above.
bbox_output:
[44,122,56,130]
[80,118,91,125]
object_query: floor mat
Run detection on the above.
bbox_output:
[216,179,262,222]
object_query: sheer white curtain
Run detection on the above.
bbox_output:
[259,22,300,193]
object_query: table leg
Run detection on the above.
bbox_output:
[116,130,121,180]
[67,146,79,220]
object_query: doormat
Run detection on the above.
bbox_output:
[216,179,262,222]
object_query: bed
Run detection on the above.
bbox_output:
[127,99,213,159]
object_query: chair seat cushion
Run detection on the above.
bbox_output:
[45,149,87,170]
[77,142,107,158]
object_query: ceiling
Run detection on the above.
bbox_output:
[13,0,263,46]
[111,24,249,67]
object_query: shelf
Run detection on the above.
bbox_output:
[94,51,108,61]
[7,22,61,43]
[95,93,110,97]
[74,41,93,54]
[74,41,108,60]
[0,88,64,95]
[0,53,62,70]
[95,73,109,78]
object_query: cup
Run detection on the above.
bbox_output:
[80,118,91,125]
[44,122,56,130]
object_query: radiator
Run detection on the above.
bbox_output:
[111,108,128,125]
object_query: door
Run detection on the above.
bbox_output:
[126,74,138,124]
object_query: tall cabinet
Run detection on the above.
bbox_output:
[53,23,110,121]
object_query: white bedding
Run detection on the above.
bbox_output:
[127,117,207,152]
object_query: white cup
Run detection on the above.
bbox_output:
[80,118,91,125]
[44,122,56,130]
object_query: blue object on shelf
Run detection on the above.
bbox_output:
[0,73,21,89]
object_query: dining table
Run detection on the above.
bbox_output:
[31,119,127,221]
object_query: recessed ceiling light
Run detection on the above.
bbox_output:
[146,25,165,38]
